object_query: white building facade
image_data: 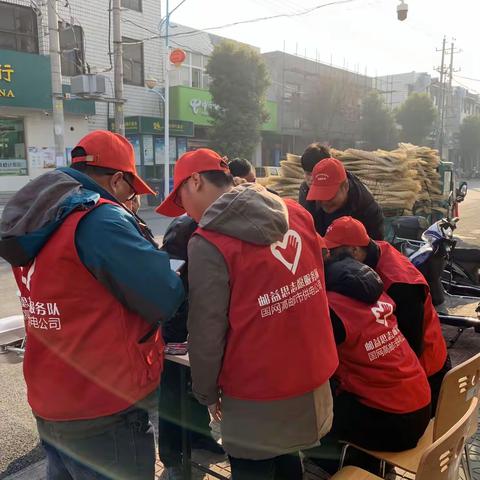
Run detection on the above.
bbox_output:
[0,0,164,194]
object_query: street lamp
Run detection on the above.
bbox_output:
[397,0,408,21]
[145,73,169,200]
[145,77,159,91]
[162,0,171,201]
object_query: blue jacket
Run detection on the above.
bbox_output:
[0,167,184,326]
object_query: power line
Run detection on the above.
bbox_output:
[454,74,480,83]
[122,0,363,45]
[452,76,480,95]
[122,18,159,35]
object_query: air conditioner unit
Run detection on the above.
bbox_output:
[71,74,106,96]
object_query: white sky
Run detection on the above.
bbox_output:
[171,0,480,94]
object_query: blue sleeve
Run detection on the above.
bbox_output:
[75,204,184,326]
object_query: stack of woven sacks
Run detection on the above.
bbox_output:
[396,143,445,217]
[331,147,420,216]
[266,154,304,199]
[264,145,446,217]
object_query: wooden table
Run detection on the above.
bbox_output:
[164,353,229,480]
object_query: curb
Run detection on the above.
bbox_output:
[3,460,46,480]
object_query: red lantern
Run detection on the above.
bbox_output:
[169,48,186,67]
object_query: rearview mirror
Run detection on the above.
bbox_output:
[456,181,468,202]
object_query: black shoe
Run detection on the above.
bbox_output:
[191,436,225,455]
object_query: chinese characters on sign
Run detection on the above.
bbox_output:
[190,98,214,116]
[0,64,14,82]
[20,296,62,331]
[257,269,322,318]
[0,64,15,98]
[364,326,404,362]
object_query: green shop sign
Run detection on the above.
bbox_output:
[169,86,279,132]
[0,49,94,114]
[109,116,194,137]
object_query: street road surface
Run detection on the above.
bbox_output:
[454,179,480,247]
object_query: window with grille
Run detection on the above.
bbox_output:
[59,23,85,77]
[123,37,144,86]
[121,0,142,12]
[171,51,210,89]
[0,2,38,54]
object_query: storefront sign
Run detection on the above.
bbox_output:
[109,116,194,137]
[0,63,15,98]
[190,98,216,117]
[0,49,95,114]
[0,159,27,175]
[170,85,278,131]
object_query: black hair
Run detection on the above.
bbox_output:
[228,158,253,178]
[200,170,234,188]
[301,143,331,172]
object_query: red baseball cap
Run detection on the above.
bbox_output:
[156,148,230,217]
[324,216,370,250]
[306,158,347,201]
[72,130,155,195]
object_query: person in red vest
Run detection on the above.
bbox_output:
[307,253,431,473]
[324,216,450,413]
[0,131,184,480]
[156,148,339,480]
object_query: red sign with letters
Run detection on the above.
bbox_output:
[169,48,186,66]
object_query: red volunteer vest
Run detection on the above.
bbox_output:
[13,199,163,421]
[376,241,447,377]
[195,199,338,401]
[329,291,431,414]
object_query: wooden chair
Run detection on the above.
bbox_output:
[338,352,480,476]
[463,364,480,480]
[332,397,478,480]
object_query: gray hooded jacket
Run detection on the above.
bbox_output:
[187,184,333,460]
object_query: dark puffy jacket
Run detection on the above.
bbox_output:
[299,171,385,240]
[161,216,198,343]
[325,255,384,304]
[325,255,384,344]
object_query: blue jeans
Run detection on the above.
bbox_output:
[37,407,155,480]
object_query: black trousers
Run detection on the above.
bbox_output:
[158,359,212,467]
[228,453,303,480]
[306,392,431,474]
[429,354,452,416]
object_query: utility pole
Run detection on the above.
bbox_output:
[436,36,447,156]
[436,37,461,158]
[47,0,66,166]
[163,0,170,199]
[443,40,455,155]
[113,0,125,135]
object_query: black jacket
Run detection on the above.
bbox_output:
[299,171,385,240]
[161,216,198,343]
[325,255,384,344]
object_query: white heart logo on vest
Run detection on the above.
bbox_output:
[371,301,393,327]
[270,229,302,275]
